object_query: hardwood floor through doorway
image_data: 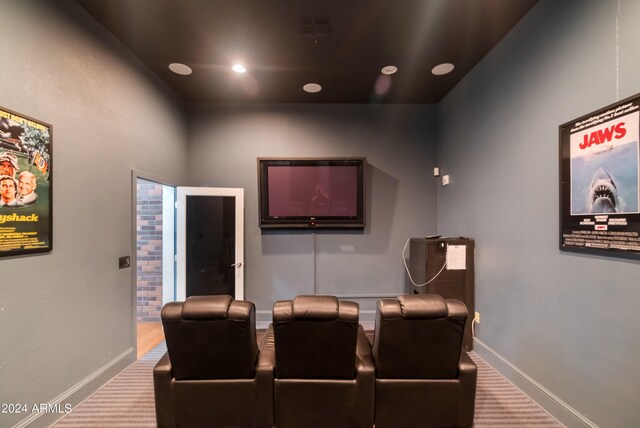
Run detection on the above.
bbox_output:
[137,322,164,359]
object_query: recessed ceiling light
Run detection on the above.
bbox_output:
[303,83,322,93]
[232,64,247,73]
[431,63,455,76]
[381,65,398,75]
[168,63,192,75]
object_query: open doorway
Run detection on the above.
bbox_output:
[135,177,175,358]
[175,187,244,301]
[132,176,245,358]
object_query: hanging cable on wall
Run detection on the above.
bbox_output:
[312,231,317,294]
[401,237,447,287]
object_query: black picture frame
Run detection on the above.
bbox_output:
[559,93,640,259]
[258,157,366,229]
[0,106,52,257]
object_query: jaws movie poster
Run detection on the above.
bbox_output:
[560,94,640,259]
[0,106,52,257]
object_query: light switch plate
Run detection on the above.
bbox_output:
[119,256,131,269]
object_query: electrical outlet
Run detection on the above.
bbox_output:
[475,311,480,324]
[442,174,450,186]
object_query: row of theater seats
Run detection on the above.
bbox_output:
[154,294,477,428]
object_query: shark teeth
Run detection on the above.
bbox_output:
[593,185,615,206]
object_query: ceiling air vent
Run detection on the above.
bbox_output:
[298,16,332,37]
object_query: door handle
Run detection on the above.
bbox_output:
[231,262,242,268]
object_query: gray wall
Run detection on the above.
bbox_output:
[437,0,640,426]
[188,104,438,317]
[0,1,188,427]
[6,1,638,427]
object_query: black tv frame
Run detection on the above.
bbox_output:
[257,157,366,229]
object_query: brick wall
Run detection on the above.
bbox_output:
[137,182,164,322]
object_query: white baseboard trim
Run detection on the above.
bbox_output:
[257,309,376,323]
[359,310,375,322]
[256,310,272,323]
[13,347,135,428]
[473,338,598,428]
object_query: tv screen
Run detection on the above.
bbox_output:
[258,158,366,229]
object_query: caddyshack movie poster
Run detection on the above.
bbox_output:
[0,106,52,257]
[560,94,640,259]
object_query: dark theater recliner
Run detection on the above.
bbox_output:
[268,295,375,428]
[372,294,477,428]
[153,295,273,428]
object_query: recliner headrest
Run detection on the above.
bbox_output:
[292,295,339,320]
[182,295,234,320]
[398,294,448,319]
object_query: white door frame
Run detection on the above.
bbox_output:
[131,170,180,359]
[176,187,244,300]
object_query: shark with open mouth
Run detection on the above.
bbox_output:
[587,167,618,213]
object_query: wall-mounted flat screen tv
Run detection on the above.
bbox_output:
[258,158,366,229]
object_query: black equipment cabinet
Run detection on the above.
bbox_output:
[408,237,475,351]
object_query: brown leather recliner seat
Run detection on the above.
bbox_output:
[264,295,375,428]
[153,295,273,428]
[372,294,477,428]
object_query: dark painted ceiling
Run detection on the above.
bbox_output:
[75,0,539,104]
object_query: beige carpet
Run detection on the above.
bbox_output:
[54,342,562,427]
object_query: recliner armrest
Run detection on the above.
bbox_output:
[258,325,276,369]
[356,325,375,375]
[153,352,173,428]
[355,325,375,427]
[459,351,477,379]
[154,352,172,376]
[458,352,478,428]
[257,325,276,428]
